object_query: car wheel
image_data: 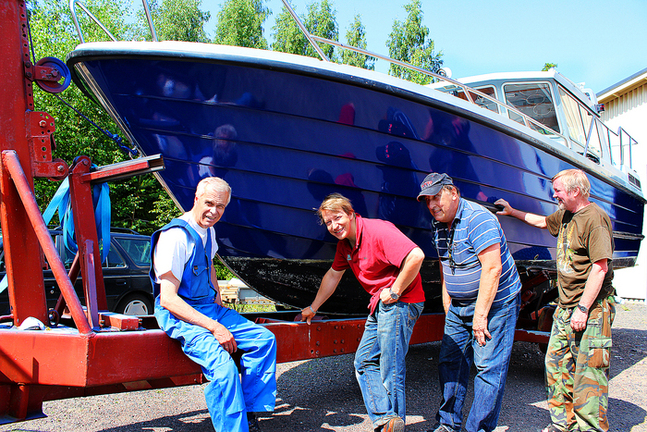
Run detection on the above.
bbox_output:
[117,293,153,316]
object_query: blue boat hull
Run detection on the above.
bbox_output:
[67,44,644,318]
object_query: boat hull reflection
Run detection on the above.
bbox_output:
[67,43,645,322]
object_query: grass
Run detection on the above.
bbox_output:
[225,302,277,313]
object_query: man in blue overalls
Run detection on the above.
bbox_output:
[150,177,276,432]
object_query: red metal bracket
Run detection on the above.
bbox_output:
[33,64,62,82]
[26,111,68,179]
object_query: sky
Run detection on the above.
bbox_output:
[201,0,647,94]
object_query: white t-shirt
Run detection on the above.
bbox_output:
[153,213,218,284]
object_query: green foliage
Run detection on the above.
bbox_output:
[214,0,270,48]
[214,260,235,280]
[27,0,181,235]
[303,0,338,60]
[386,0,443,85]
[271,0,338,60]
[29,0,135,210]
[542,62,558,71]
[150,189,183,232]
[271,4,306,55]
[144,0,210,42]
[340,14,375,70]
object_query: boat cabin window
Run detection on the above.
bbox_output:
[452,86,499,113]
[557,87,603,162]
[503,83,560,134]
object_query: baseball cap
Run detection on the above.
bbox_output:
[417,173,453,201]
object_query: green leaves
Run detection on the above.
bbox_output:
[145,0,211,42]
[214,0,269,48]
[27,0,445,235]
[341,14,375,70]
[386,0,443,85]
[271,0,338,61]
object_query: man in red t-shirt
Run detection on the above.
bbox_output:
[301,193,425,432]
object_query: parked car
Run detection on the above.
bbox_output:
[0,228,154,316]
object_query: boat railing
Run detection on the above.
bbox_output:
[278,1,577,146]
[615,126,637,170]
[70,0,158,43]
[581,112,637,170]
[68,0,636,174]
[70,0,117,43]
[68,0,571,151]
[284,0,641,174]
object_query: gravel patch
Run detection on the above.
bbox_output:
[1,301,645,432]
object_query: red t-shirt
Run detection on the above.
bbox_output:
[332,215,425,313]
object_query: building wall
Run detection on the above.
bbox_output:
[599,77,647,300]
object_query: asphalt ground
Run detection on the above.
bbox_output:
[1,300,646,432]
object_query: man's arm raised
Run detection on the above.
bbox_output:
[495,198,548,229]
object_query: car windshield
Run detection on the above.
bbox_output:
[114,237,151,267]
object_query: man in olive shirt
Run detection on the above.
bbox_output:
[496,169,615,432]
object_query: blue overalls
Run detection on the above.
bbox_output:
[151,219,277,432]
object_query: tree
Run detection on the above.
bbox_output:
[26,0,183,234]
[271,4,306,55]
[214,0,270,49]
[542,62,558,71]
[144,0,210,43]
[29,0,134,206]
[271,0,338,61]
[303,0,338,60]
[341,14,375,70]
[386,0,443,85]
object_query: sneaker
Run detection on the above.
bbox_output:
[427,425,454,432]
[382,416,405,432]
[247,413,261,432]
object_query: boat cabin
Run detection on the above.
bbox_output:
[433,70,641,191]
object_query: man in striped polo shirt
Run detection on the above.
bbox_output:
[417,173,521,432]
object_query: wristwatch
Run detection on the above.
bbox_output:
[389,288,400,301]
[576,304,589,314]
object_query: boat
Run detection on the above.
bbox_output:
[65,1,645,327]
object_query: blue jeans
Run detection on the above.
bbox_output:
[436,293,520,432]
[354,301,424,429]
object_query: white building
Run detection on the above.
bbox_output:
[597,68,647,300]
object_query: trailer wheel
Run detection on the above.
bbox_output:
[117,293,153,316]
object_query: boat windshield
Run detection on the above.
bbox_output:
[503,82,560,134]
[446,86,499,113]
[557,86,603,162]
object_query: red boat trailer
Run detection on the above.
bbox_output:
[0,0,548,424]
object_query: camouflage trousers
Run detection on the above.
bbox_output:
[545,296,615,432]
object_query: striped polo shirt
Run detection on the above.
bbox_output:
[431,199,521,303]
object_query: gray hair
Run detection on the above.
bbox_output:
[552,169,590,199]
[196,177,231,205]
